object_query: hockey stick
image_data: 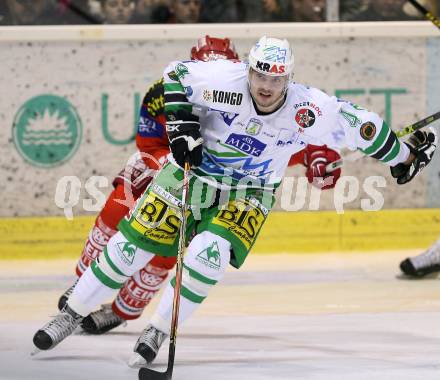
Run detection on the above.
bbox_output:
[326,110,440,172]
[407,0,440,29]
[138,158,191,380]
[59,0,102,24]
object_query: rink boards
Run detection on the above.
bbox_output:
[0,208,439,260]
[1,22,440,220]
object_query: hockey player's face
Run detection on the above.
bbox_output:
[249,70,288,110]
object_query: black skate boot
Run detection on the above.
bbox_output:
[57,279,78,311]
[128,324,168,368]
[33,305,83,351]
[400,240,440,278]
[81,304,126,334]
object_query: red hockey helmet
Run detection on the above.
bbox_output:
[191,35,239,62]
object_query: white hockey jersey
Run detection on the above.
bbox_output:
[163,59,409,189]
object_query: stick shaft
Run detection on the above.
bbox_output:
[138,162,191,380]
[395,111,440,137]
[166,160,190,374]
[407,0,440,29]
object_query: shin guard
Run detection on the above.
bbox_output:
[112,264,170,320]
[76,216,117,276]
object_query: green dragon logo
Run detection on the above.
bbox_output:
[339,108,362,128]
[175,63,189,80]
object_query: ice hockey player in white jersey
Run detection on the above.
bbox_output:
[33,36,437,368]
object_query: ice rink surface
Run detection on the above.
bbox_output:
[1,251,440,380]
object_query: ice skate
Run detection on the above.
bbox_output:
[57,279,78,311]
[33,305,83,351]
[128,324,168,368]
[400,240,440,278]
[81,303,126,334]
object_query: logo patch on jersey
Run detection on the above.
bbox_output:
[225,133,266,157]
[184,86,193,97]
[276,129,307,147]
[212,90,243,106]
[294,102,323,117]
[246,118,262,136]
[208,107,239,126]
[138,114,163,137]
[203,89,212,101]
[144,93,164,118]
[295,108,316,128]
[340,109,362,128]
[175,63,189,79]
[167,71,178,81]
[360,122,376,141]
[256,60,285,74]
[200,152,273,179]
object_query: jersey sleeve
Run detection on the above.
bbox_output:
[335,100,410,167]
[163,60,231,118]
[135,78,169,170]
[163,61,197,117]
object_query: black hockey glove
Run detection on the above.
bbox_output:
[390,128,437,185]
[166,109,203,168]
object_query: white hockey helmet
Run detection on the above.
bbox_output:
[248,36,294,77]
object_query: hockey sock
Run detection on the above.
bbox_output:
[150,282,200,333]
[75,185,130,276]
[68,265,118,317]
[75,216,117,277]
[150,231,231,334]
[70,231,156,316]
[112,263,170,320]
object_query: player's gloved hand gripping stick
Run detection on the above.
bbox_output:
[139,156,191,380]
[304,144,342,190]
[167,109,203,168]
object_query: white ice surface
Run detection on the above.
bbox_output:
[1,251,440,380]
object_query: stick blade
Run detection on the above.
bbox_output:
[138,367,171,380]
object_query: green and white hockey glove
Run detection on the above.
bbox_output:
[390,128,437,185]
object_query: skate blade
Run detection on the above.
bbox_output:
[73,325,88,335]
[30,348,41,357]
[396,272,439,280]
[127,352,148,368]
